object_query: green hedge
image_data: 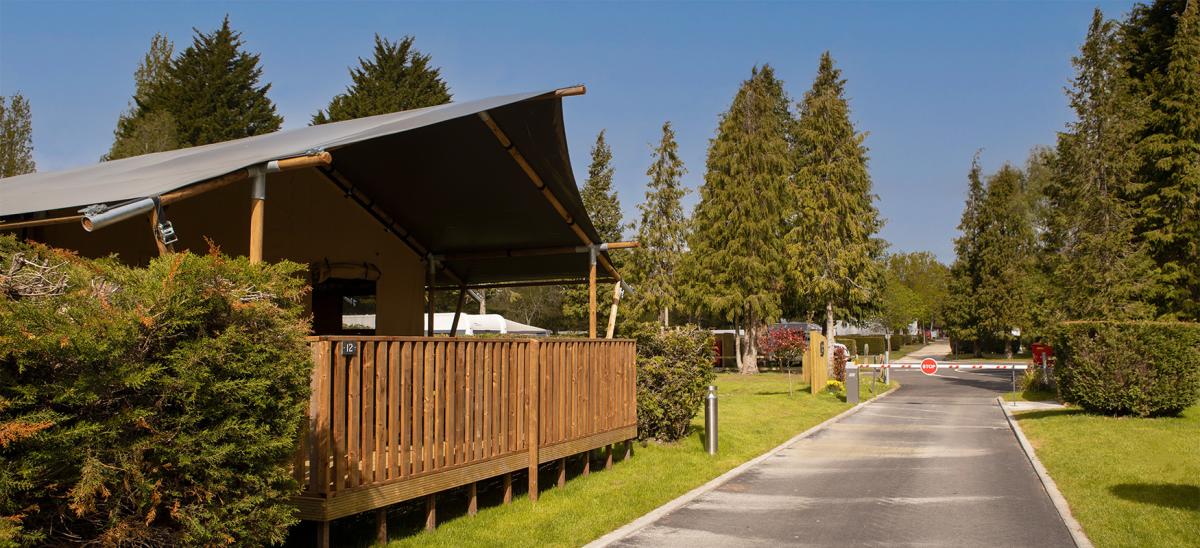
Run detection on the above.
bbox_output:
[633,324,715,442]
[1052,321,1200,417]
[0,236,312,545]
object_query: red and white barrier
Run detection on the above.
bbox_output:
[857,363,1028,370]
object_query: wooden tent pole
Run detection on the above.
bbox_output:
[588,246,598,338]
[426,258,436,336]
[605,282,622,339]
[249,168,266,264]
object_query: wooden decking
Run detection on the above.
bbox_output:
[291,336,637,523]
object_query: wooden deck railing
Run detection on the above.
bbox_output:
[291,336,637,522]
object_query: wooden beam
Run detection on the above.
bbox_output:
[0,214,82,231]
[426,259,436,336]
[557,458,566,488]
[467,482,478,516]
[528,340,540,502]
[431,277,617,292]
[503,473,513,504]
[605,283,622,339]
[554,85,587,97]
[249,169,266,264]
[375,508,387,544]
[315,521,330,548]
[476,111,622,281]
[588,249,597,339]
[450,287,467,336]
[437,241,639,262]
[272,150,332,171]
[424,494,437,530]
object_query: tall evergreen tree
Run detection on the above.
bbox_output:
[562,131,624,327]
[945,153,987,356]
[1045,9,1157,321]
[974,165,1036,358]
[1130,0,1200,320]
[106,33,178,160]
[313,35,451,124]
[0,93,35,178]
[787,52,884,372]
[681,65,791,374]
[630,121,689,328]
[143,16,282,147]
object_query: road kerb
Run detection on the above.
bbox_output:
[997,397,1093,548]
[585,384,901,548]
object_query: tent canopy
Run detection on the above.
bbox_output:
[0,88,617,286]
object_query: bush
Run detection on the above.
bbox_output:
[757,328,806,366]
[1052,321,1200,417]
[832,345,848,382]
[633,324,716,442]
[0,236,312,545]
[824,380,846,400]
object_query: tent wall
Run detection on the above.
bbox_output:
[29,169,425,335]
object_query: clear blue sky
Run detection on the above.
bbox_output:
[0,0,1137,262]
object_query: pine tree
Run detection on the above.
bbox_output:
[945,153,987,356]
[106,33,178,160]
[681,65,792,374]
[787,52,884,372]
[0,93,35,177]
[974,165,1036,358]
[313,35,451,124]
[562,131,624,328]
[1130,0,1200,320]
[1045,9,1157,321]
[144,16,282,147]
[630,121,689,328]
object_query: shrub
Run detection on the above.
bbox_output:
[832,345,848,382]
[757,328,806,367]
[1052,321,1200,417]
[0,236,312,545]
[824,380,846,399]
[633,324,716,442]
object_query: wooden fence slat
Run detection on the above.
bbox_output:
[348,348,362,487]
[423,340,435,472]
[315,342,331,493]
[446,341,457,466]
[411,341,424,474]
[388,342,400,481]
[465,341,475,463]
[375,342,387,482]
[400,342,413,477]
[361,341,375,485]
[434,341,444,470]
[333,351,347,492]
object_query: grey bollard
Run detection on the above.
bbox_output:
[704,385,718,455]
[845,363,860,404]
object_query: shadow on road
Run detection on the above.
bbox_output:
[1110,483,1200,511]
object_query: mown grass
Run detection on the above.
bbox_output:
[889,343,926,360]
[1016,404,1200,547]
[1004,389,1058,402]
[382,373,879,547]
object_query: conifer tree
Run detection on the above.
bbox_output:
[106,33,178,160]
[143,16,282,147]
[1045,9,1157,321]
[974,165,1036,358]
[787,52,884,372]
[0,93,35,177]
[313,35,451,124]
[681,65,791,374]
[945,153,987,356]
[630,121,689,328]
[1130,0,1200,320]
[562,131,624,327]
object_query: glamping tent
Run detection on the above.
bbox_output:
[0,86,631,337]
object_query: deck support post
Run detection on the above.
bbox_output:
[588,246,598,338]
[375,508,387,544]
[583,450,590,476]
[503,473,513,504]
[249,167,266,264]
[468,482,478,516]
[425,494,437,530]
[605,444,613,470]
[557,458,566,487]
[315,521,330,548]
[528,340,541,502]
[450,286,467,336]
[625,439,633,460]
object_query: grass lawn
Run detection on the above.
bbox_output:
[1015,404,1200,547]
[382,373,889,547]
[1004,389,1058,402]
[889,343,926,360]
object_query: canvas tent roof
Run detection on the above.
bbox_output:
[0,88,616,286]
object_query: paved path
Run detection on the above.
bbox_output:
[611,344,1073,547]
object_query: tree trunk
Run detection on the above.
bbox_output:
[664,306,670,329]
[733,318,744,372]
[972,339,982,358]
[825,301,836,375]
[741,311,760,374]
[1005,336,1014,359]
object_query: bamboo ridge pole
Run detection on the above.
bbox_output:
[437,241,640,262]
[605,282,623,339]
[588,247,598,339]
[0,215,83,231]
[249,168,266,264]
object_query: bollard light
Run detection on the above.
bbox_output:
[704,385,718,455]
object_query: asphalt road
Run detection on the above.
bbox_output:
[611,352,1075,547]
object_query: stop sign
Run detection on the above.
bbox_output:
[921,358,938,375]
